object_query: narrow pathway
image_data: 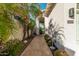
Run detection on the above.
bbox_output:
[21,35,52,56]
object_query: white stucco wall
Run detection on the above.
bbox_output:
[63,4,77,55]
[48,3,64,27]
[76,11,79,55]
[45,3,77,55]
[45,4,64,29]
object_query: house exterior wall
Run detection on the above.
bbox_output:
[63,3,76,55]
[48,3,64,27]
[45,3,77,55]
[45,3,64,29]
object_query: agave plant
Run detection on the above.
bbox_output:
[45,19,65,50]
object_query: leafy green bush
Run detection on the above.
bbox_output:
[39,23,45,34]
[44,34,52,47]
[28,19,35,30]
[39,27,44,34]
[0,39,25,56]
[0,14,15,43]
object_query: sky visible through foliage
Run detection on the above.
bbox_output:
[39,3,47,10]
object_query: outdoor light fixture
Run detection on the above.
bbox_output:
[69,8,74,19]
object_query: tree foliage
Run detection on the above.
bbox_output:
[0,3,42,43]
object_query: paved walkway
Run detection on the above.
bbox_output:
[21,35,52,56]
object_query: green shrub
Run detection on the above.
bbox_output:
[0,14,15,43]
[44,34,52,47]
[0,39,25,56]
